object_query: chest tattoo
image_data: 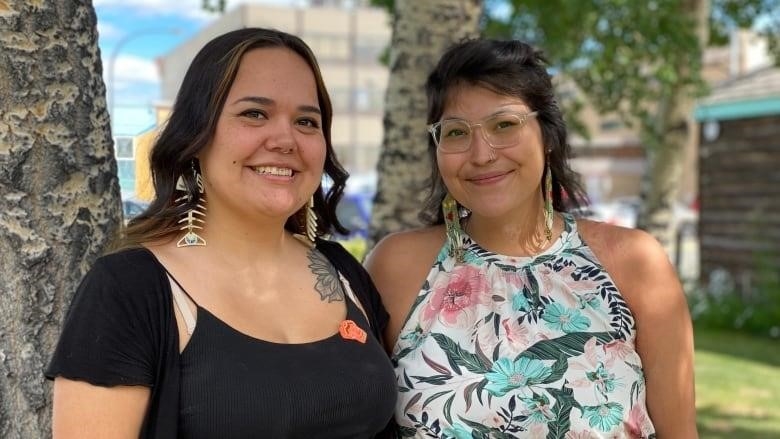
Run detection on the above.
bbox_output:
[307,249,345,303]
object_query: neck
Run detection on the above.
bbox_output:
[464,201,556,257]
[198,209,302,264]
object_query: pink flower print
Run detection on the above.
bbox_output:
[422,265,489,328]
[481,413,504,428]
[624,403,653,438]
[565,430,599,439]
[502,318,530,352]
[535,266,555,297]
[602,339,635,363]
[503,270,526,287]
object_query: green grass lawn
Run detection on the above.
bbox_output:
[695,328,780,438]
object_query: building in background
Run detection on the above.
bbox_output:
[118,10,771,226]
[127,0,390,202]
[694,65,780,288]
[563,29,773,206]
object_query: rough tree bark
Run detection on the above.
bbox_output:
[637,0,709,252]
[0,1,121,437]
[369,0,482,246]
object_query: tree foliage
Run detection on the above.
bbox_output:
[485,0,778,128]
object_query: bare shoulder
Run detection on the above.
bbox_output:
[364,225,445,289]
[365,226,445,348]
[577,218,669,271]
[576,218,684,312]
[576,219,696,436]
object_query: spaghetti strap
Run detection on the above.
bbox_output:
[337,271,369,328]
[164,269,197,335]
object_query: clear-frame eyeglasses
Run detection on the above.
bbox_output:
[427,111,539,153]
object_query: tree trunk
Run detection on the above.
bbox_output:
[369,0,482,245]
[0,1,121,437]
[637,0,709,255]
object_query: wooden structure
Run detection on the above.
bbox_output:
[694,66,780,292]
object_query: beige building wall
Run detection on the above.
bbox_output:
[156,3,390,175]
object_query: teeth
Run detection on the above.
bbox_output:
[253,166,293,177]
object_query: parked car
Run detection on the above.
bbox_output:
[122,198,149,223]
[335,191,372,239]
[586,196,641,228]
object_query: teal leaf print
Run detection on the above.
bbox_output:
[423,390,452,409]
[442,423,471,439]
[526,268,541,305]
[403,370,414,389]
[586,363,619,397]
[397,425,417,438]
[582,402,624,432]
[432,333,491,374]
[443,393,456,425]
[484,357,553,397]
[492,342,501,361]
[543,355,569,384]
[546,386,577,439]
[542,303,591,333]
[411,374,454,385]
[520,392,556,424]
[476,379,489,405]
[511,290,531,312]
[519,332,616,361]
[460,418,513,439]
[474,339,493,370]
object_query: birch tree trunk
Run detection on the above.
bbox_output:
[0,1,120,436]
[637,0,709,253]
[369,0,482,245]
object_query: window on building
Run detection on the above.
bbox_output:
[306,34,349,60]
[599,119,623,131]
[114,137,134,159]
[116,159,136,194]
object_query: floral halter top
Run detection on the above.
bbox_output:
[392,214,656,438]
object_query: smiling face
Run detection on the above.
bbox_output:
[436,83,546,220]
[197,47,326,224]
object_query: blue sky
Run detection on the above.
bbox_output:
[95,0,300,135]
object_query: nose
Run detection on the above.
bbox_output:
[265,121,296,154]
[469,125,496,164]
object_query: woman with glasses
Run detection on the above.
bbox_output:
[365,39,697,438]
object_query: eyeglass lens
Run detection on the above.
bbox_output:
[435,113,533,152]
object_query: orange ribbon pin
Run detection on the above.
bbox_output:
[339,320,367,344]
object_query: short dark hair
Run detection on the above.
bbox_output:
[421,38,587,225]
[120,28,348,247]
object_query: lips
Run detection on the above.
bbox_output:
[467,170,511,184]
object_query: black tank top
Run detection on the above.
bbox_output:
[176,289,396,438]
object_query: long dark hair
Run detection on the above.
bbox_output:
[118,28,348,248]
[421,38,587,225]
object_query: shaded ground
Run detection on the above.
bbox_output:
[695,329,780,438]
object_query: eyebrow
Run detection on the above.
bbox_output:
[441,107,532,121]
[231,96,321,115]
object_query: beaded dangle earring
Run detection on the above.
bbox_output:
[175,162,207,247]
[442,193,466,263]
[544,153,553,241]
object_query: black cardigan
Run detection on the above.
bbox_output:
[46,239,390,438]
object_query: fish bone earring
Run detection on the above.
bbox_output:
[294,196,318,247]
[176,162,207,247]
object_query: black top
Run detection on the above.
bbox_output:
[46,239,396,438]
[179,290,395,438]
